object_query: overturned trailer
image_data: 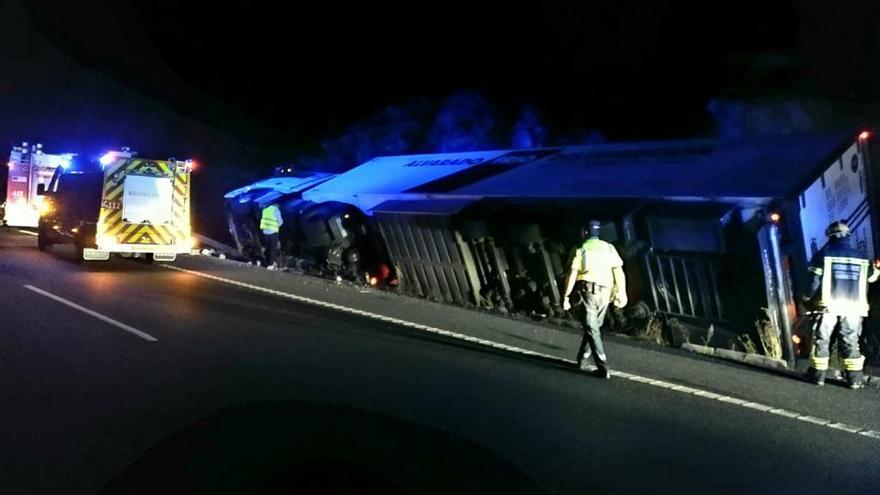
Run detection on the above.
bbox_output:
[226,131,876,364]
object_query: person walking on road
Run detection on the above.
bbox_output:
[804,220,878,389]
[260,203,283,270]
[563,220,628,379]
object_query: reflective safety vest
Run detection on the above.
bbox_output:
[571,238,623,287]
[808,241,872,316]
[260,205,282,234]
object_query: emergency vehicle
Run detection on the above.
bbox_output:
[38,149,195,262]
[4,143,73,228]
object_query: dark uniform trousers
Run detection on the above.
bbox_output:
[264,233,279,266]
[571,280,610,367]
[813,314,863,363]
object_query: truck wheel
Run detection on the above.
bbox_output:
[37,228,52,251]
[73,238,85,264]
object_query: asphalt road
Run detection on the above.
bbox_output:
[1,228,879,494]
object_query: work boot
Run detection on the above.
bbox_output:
[805,368,826,386]
[846,371,868,390]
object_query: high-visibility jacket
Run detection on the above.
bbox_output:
[260,204,283,234]
[807,238,876,316]
[571,237,623,287]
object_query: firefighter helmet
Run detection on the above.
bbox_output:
[825,220,851,238]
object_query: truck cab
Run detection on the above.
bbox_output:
[37,158,103,259]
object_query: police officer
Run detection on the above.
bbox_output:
[260,203,283,270]
[563,220,627,378]
[804,220,878,389]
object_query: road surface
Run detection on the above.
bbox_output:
[1,228,878,494]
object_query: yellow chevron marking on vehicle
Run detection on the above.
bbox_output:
[117,223,139,240]
[122,225,148,244]
[151,226,174,244]
[152,226,174,245]
[129,225,150,244]
[161,225,181,241]
[117,223,141,241]
[103,159,126,176]
[102,210,122,229]
[105,184,125,201]
[107,220,130,237]
[128,225,174,245]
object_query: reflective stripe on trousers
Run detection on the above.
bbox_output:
[810,314,864,371]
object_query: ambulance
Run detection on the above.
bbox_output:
[37,149,195,262]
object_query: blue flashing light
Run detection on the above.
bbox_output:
[99,151,117,166]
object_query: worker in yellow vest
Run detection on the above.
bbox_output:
[563,220,627,379]
[260,203,283,270]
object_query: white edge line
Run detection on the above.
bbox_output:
[161,264,880,441]
[23,285,158,342]
[18,229,38,236]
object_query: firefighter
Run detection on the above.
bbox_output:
[804,220,879,389]
[563,220,628,379]
[260,203,283,270]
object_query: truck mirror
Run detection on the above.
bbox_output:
[37,184,46,196]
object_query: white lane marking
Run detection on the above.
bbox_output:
[163,264,880,441]
[828,423,862,434]
[768,408,801,419]
[18,230,38,236]
[23,285,158,342]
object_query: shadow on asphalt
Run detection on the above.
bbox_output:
[98,402,544,495]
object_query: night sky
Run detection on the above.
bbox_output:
[4,0,880,167]
[4,0,880,239]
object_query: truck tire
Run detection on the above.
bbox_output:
[37,228,52,251]
[73,237,85,264]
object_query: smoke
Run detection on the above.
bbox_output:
[301,100,436,172]
[428,91,499,152]
[707,98,836,140]
[295,90,605,172]
[510,106,547,149]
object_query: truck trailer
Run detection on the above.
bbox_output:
[225,130,877,364]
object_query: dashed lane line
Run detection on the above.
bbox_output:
[23,284,158,342]
[162,264,880,441]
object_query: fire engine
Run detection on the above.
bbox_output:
[4,142,73,228]
[38,149,195,262]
